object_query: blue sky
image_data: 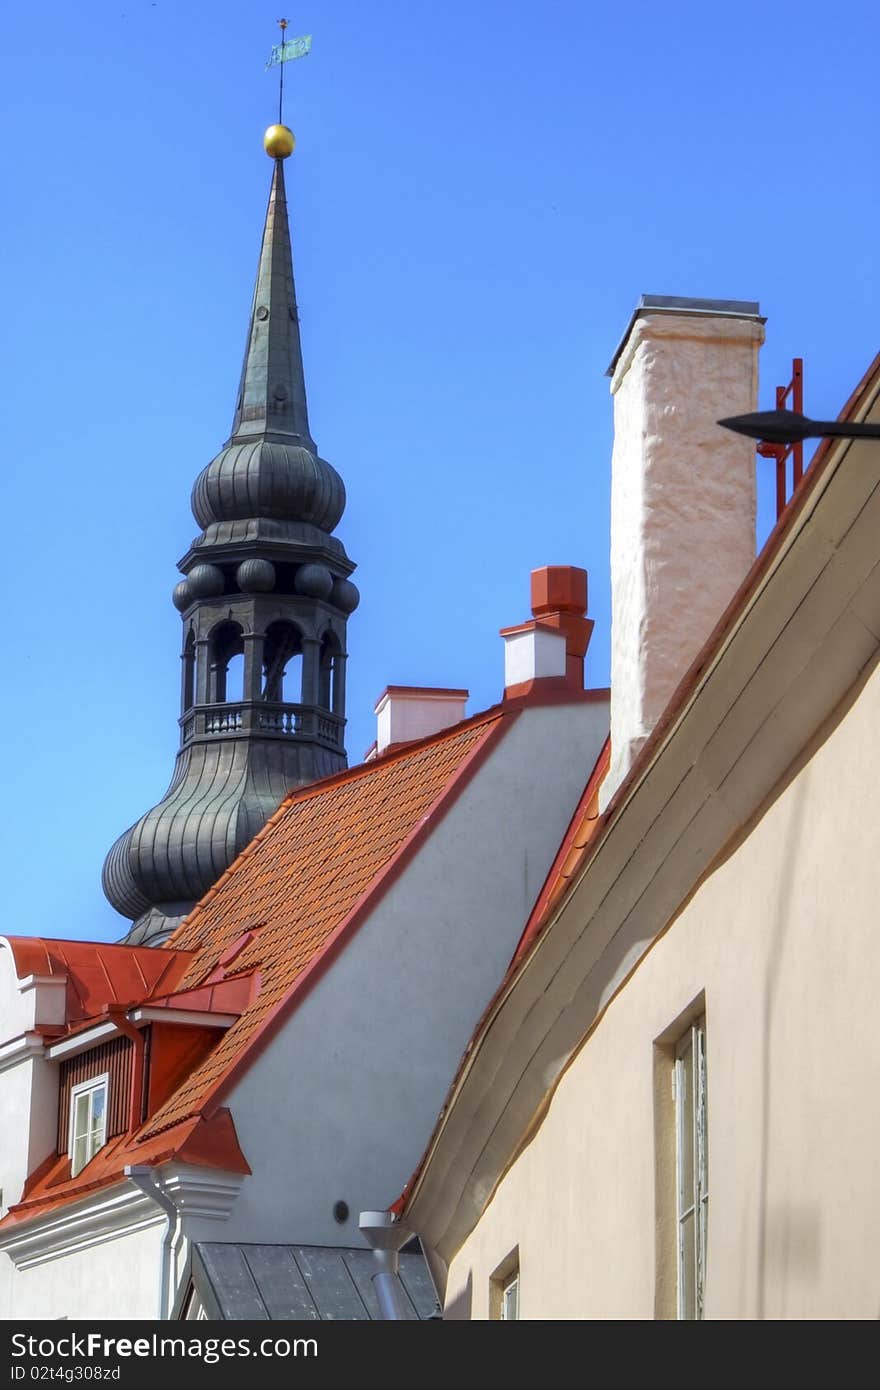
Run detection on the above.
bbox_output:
[2,0,877,942]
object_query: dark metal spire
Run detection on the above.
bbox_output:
[229,158,316,450]
[103,137,359,948]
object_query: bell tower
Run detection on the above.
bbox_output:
[103,124,359,946]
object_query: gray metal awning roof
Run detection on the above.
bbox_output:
[188,1242,439,1320]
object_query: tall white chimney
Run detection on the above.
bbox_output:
[602,295,765,806]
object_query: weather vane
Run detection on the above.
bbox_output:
[265,16,313,130]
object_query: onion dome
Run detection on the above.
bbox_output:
[192,440,345,532]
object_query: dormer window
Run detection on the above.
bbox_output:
[69,1075,109,1177]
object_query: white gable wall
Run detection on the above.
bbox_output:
[0,945,60,1220]
[192,698,609,1249]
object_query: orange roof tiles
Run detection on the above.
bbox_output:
[1,704,514,1231]
[143,709,508,1137]
[1,680,605,1243]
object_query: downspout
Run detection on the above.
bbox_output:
[125,1165,178,1320]
[358,1210,415,1320]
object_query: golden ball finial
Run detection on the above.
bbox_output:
[264,124,295,158]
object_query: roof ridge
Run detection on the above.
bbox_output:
[2,937,185,954]
[290,703,508,792]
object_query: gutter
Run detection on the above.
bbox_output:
[124,1166,178,1319]
[358,1211,416,1320]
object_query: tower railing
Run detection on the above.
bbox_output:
[180,701,344,750]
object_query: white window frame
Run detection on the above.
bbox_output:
[489,1247,520,1320]
[69,1073,109,1178]
[675,1018,707,1320]
[500,1270,520,1321]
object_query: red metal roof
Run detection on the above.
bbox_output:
[2,1110,250,1227]
[1,938,193,1028]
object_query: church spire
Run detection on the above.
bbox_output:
[103,122,359,947]
[229,150,316,451]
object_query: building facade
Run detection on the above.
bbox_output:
[403,334,880,1321]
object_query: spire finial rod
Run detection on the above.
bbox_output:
[264,19,311,156]
[277,18,288,125]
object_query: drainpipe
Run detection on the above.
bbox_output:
[125,1165,178,1320]
[358,1210,414,1320]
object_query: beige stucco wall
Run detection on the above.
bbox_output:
[445,654,880,1319]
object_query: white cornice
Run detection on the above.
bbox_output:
[0,1184,163,1270]
[129,1008,237,1029]
[0,1033,45,1074]
[158,1164,245,1220]
[16,974,68,996]
[45,1021,121,1061]
[0,1165,247,1270]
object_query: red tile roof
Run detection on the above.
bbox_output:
[143,708,509,1136]
[1,705,517,1229]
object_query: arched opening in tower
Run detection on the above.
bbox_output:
[262,620,304,704]
[209,620,245,703]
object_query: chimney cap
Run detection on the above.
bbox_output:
[374,685,468,714]
[606,294,765,377]
[531,565,587,618]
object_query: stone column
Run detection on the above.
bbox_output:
[301,637,321,707]
[332,653,347,718]
[243,633,264,703]
[194,638,211,705]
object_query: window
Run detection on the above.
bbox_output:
[675,1017,708,1319]
[69,1075,108,1177]
[489,1248,520,1320]
[500,1271,520,1321]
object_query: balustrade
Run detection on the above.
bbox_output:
[178,701,344,750]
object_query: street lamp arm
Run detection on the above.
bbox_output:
[718,408,880,445]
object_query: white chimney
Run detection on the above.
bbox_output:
[501,622,568,690]
[602,296,765,806]
[373,686,468,756]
